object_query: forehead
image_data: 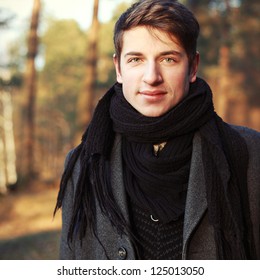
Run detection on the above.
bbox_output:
[120,26,184,55]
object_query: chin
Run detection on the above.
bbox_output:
[139,109,167,118]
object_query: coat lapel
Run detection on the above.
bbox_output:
[182,133,208,257]
[182,130,231,259]
[110,134,132,220]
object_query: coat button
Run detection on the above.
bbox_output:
[118,247,127,259]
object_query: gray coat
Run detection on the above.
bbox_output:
[59,126,260,259]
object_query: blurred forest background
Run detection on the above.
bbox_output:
[0,0,259,259]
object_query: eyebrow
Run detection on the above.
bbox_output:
[124,50,182,58]
[160,51,182,57]
[124,52,143,58]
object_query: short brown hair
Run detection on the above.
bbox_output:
[114,0,200,66]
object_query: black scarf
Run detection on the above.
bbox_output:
[121,135,192,223]
[55,78,256,259]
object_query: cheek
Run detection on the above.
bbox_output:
[121,70,140,91]
[166,70,190,100]
[122,83,132,102]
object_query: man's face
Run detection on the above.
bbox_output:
[113,26,199,117]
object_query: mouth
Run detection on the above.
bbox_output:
[139,90,167,101]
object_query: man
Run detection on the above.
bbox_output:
[55,0,260,259]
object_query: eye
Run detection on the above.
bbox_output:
[162,57,175,63]
[128,57,141,63]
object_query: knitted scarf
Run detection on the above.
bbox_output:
[55,77,256,259]
[121,134,192,224]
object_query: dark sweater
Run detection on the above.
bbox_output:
[129,200,184,260]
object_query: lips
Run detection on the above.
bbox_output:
[139,90,167,96]
[139,90,167,101]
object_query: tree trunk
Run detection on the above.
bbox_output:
[1,90,17,188]
[77,0,100,133]
[217,45,230,120]
[24,0,41,180]
[0,137,7,194]
[216,0,231,121]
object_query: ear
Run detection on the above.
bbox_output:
[113,54,123,83]
[189,52,200,83]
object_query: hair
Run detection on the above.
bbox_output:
[114,0,200,67]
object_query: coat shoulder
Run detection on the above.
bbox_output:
[230,125,260,259]
[231,125,260,147]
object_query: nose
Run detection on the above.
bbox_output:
[142,61,163,85]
